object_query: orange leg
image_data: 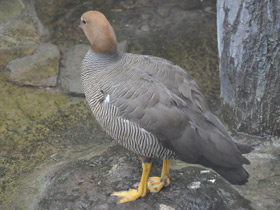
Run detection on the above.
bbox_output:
[111,162,152,203]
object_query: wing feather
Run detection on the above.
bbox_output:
[103,53,248,167]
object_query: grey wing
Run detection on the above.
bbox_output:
[135,55,250,167]
[138,54,209,112]
[104,67,197,160]
[105,55,248,167]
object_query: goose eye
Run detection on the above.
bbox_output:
[82,19,87,24]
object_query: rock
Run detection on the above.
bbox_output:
[150,16,164,28]
[204,7,213,12]
[33,0,105,44]
[60,44,89,95]
[235,135,280,210]
[177,0,202,10]
[7,43,60,87]
[0,0,25,20]
[60,41,128,96]
[158,6,170,18]
[0,46,37,72]
[141,14,150,21]
[0,0,47,71]
[141,24,150,32]
[159,204,175,210]
[36,145,253,210]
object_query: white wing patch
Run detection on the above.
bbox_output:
[104,94,110,103]
[141,128,149,133]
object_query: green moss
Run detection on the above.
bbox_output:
[16,56,59,85]
[0,21,38,71]
[0,75,65,198]
[0,0,40,72]
[32,57,59,78]
[5,24,31,42]
[0,74,111,205]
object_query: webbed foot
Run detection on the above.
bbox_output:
[111,189,145,203]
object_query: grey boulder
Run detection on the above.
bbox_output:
[7,43,60,87]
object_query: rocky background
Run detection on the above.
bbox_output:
[0,0,279,210]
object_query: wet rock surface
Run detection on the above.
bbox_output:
[36,146,252,210]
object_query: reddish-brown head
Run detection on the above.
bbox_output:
[80,11,117,54]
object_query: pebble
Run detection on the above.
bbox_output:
[208,179,216,183]
[200,169,210,174]
[141,24,150,32]
[141,14,150,20]
[204,7,212,12]
[188,181,201,189]
[159,204,175,210]
[158,6,170,17]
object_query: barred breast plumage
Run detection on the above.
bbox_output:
[81,51,178,159]
[79,10,253,203]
